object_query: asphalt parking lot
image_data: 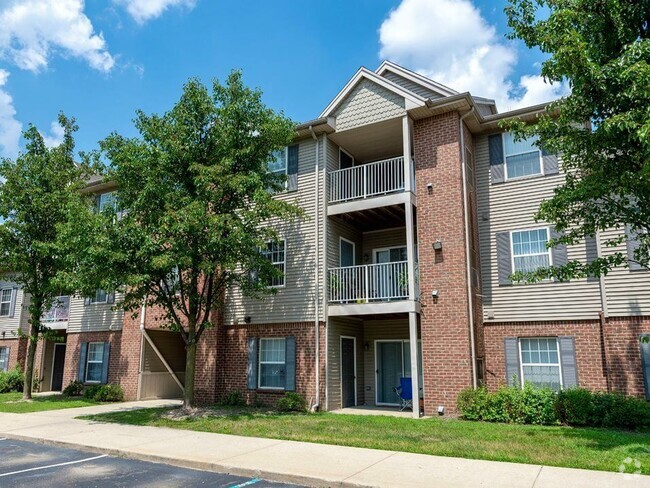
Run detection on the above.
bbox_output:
[0,437,301,487]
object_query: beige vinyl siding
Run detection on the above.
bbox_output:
[328,219,363,269]
[66,294,124,333]
[225,137,325,325]
[381,71,443,100]
[600,228,650,316]
[475,133,602,322]
[362,228,407,261]
[0,284,25,337]
[363,319,409,406]
[327,317,364,410]
[334,79,406,132]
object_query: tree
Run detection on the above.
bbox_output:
[0,114,93,399]
[503,0,650,281]
[68,72,301,408]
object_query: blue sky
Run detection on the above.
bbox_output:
[0,0,566,159]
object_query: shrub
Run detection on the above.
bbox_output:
[457,384,556,425]
[0,366,24,393]
[62,380,85,397]
[591,392,650,429]
[276,392,307,412]
[220,390,245,407]
[555,388,594,426]
[92,384,124,403]
[83,384,102,400]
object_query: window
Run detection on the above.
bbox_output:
[97,192,117,212]
[519,338,562,390]
[504,132,542,179]
[0,289,12,316]
[89,289,109,304]
[511,228,551,273]
[258,338,286,389]
[85,342,105,383]
[262,240,286,287]
[0,347,8,372]
[268,148,288,191]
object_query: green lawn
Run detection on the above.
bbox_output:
[80,407,650,474]
[0,392,99,413]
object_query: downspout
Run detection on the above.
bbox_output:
[323,134,330,410]
[459,108,478,389]
[310,125,320,411]
[595,230,611,392]
[136,302,146,400]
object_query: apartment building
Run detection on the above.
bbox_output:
[1,62,648,417]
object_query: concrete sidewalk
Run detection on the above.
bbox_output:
[0,401,647,488]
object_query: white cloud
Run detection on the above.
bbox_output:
[0,0,115,73]
[41,119,65,148]
[0,69,22,159]
[115,0,196,24]
[379,0,569,111]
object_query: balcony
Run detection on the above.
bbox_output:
[328,262,419,316]
[329,156,406,204]
[41,296,70,329]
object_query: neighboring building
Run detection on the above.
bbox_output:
[2,62,649,416]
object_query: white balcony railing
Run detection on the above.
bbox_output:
[42,296,70,323]
[328,261,410,304]
[328,156,405,204]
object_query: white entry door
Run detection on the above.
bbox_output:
[373,246,407,300]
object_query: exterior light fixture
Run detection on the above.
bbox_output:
[433,240,442,251]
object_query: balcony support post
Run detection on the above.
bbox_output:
[403,115,413,194]
[408,312,420,418]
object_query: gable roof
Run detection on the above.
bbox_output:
[375,61,458,98]
[319,67,427,118]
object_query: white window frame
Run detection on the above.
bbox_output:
[258,337,286,390]
[97,191,117,213]
[518,337,563,390]
[0,346,9,372]
[85,342,105,384]
[0,288,12,317]
[262,239,286,288]
[339,148,355,169]
[503,132,543,181]
[372,245,408,264]
[510,227,553,274]
[339,237,356,267]
[88,289,110,305]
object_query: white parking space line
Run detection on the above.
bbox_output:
[0,454,108,477]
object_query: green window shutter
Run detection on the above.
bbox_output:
[541,147,559,175]
[287,145,299,192]
[78,342,88,382]
[488,134,505,184]
[8,288,17,318]
[550,227,568,268]
[247,337,258,390]
[285,336,296,391]
[101,342,111,384]
[496,232,512,286]
[641,335,650,401]
[504,338,520,386]
[626,225,644,271]
[558,336,578,388]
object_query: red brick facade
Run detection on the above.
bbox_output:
[414,112,475,414]
[0,337,27,371]
[484,316,650,398]
[221,322,326,408]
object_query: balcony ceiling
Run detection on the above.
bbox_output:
[331,203,409,232]
[329,117,403,163]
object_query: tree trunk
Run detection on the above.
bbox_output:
[22,322,39,400]
[183,340,197,409]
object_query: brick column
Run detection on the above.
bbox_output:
[414,112,474,415]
